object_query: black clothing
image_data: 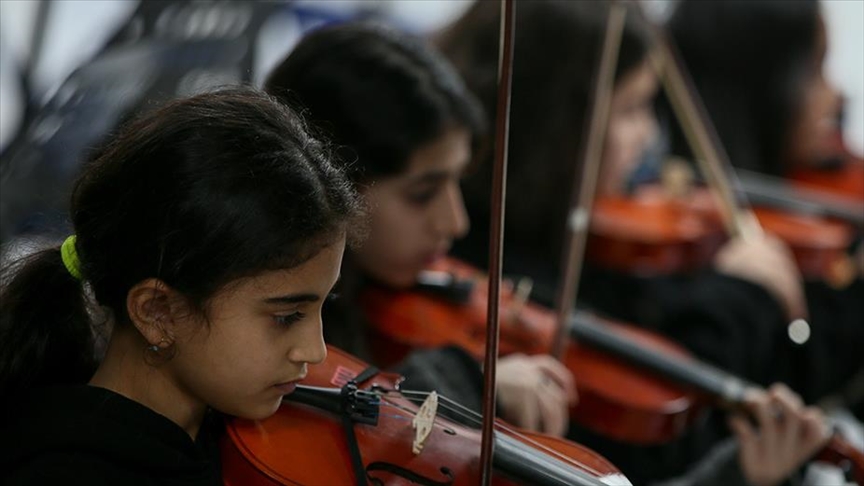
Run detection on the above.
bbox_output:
[456,218,864,405]
[453,234,826,485]
[323,257,487,420]
[579,265,864,406]
[324,294,486,422]
[391,346,486,416]
[651,438,766,486]
[1,385,222,486]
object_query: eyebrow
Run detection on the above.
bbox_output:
[262,294,320,305]
[261,274,341,306]
[406,166,468,186]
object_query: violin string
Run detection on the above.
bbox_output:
[381,389,605,477]
[378,391,489,431]
[432,397,606,478]
[398,390,481,423]
[415,392,608,481]
[377,395,581,484]
[376,402,578,485]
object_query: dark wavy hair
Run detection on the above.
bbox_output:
[0,87,362,396]
[265,22,486,184]
[437,0,652,289]
[666,0,822,176]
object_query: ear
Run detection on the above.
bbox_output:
[126,278,185,346]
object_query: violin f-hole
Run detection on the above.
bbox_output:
[366,463,455,486]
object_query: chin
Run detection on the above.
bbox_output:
[232,400,283,421]
[371,268,418,289]
[386,273,419,289]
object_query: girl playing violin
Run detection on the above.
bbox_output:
[667,0,864,412]
[0,88,362,485]
[439,0,814,399]
[437,1,837,484]
[668,0,844,179]
[264,22,578,438]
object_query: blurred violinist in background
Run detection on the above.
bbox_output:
[437,0,856,484]
[666,0,864,411]
[667,0,860,191]
[265,22,579,438]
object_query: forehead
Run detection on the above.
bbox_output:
[400,127,472,178]
[211,237,345,301]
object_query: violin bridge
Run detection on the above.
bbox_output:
[506,276,533,325]
[412,391,438,455]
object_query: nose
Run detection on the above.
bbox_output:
[432,182,470,239]
[288,317,328,365]
[824,82,842,120]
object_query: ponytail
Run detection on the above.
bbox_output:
[0,245,97,397]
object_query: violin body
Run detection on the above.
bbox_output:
[588,184,858,284]
[587,191,725,275]
[688,188,857,284]
[789,154,864,203]
[361,260,864,481]
[221,345,629,486]
[362,258,707,445]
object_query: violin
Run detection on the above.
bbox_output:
[586,188,726,276]
[790,158,864,203]
[734,168,864,226]
[360,259,864,483]
[594,9,860,289]
[565,312,864,486]
[221,345,631,486]
[789,157,864,203]
[587,181,859,286]
[789,123,864,203]
[363,257,707,445]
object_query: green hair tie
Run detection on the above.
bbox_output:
[61,235,83,280]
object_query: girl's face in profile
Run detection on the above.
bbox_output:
[785,15,841,170]
[167,236,344,422]
[353,127,472,288]
[599,60,659,197]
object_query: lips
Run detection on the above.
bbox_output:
[274,382,298,395]
[422,246,450,266]
[273,374,306,395]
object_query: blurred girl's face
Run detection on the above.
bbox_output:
[785,15,842,169]
[353,127,471,288]
[598,60,659,196]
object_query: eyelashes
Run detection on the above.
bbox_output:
[274,312,305,327]
[406,190,438,206]
[274,292,340,326]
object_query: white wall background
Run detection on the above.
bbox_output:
[2,0,862,155]
[822,0,864,156]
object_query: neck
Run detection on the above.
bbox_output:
[89,328,206,439]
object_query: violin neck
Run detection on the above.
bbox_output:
[734,169,864,225]
[493,433,623,486]
[569,312,751,408]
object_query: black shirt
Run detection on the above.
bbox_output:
[1,385,222,486]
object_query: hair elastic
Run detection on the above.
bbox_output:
[61,235,83,280]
